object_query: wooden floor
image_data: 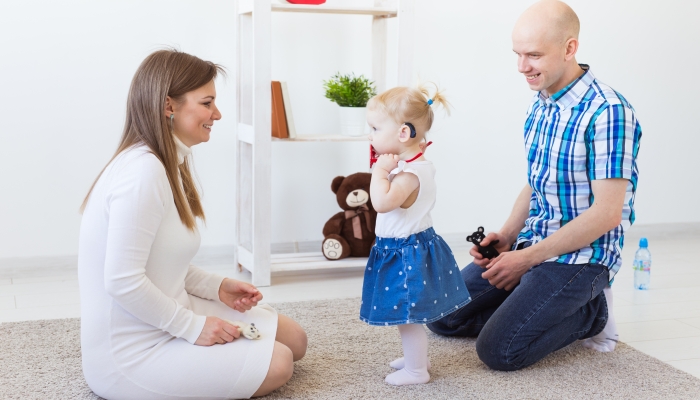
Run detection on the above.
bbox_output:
[1,234,699,379]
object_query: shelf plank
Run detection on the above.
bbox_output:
[272,134,368,142]
[271,3,397,17]
[271,252,367,272]
[271,251,320,260]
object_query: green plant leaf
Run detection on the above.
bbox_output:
[322,72,377,107]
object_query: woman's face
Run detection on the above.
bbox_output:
[170,80,222,147]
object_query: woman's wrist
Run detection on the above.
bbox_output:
[218,278,231,301]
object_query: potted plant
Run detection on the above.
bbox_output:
[323,73,377,136]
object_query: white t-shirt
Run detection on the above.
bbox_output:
[374,160,436,238]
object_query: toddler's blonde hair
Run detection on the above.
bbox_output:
[367,83,450,139]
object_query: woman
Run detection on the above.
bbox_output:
[78,49,306,399]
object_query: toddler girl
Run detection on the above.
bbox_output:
[360,85,471,386]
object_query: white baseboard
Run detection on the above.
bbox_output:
[0,254,78,278]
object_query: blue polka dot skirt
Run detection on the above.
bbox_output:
[360,227,472,326]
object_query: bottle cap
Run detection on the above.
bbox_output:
[639,237,648,248]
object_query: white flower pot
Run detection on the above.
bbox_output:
[338,106,367,137]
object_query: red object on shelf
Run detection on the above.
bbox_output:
[286,0,326,4]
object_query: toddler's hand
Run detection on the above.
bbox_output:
[375,154,400,172]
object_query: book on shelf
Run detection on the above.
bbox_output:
[271,81,297,139]
[271,81,287,138]
[280,82,297,139]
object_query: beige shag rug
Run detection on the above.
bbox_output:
[2,297,700,399]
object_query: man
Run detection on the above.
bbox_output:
[427,0,641,371]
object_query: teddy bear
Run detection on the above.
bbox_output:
[466,226,501,259]
[225,320,261,340]
[322,172,377,260]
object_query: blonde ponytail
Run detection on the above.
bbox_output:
[418,82,451,116]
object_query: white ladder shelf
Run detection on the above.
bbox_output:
[234,0,415,286]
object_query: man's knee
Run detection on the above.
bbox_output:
[475,332,525,372]
[475,314,534,371]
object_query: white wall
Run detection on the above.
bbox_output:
[1,0,698,260]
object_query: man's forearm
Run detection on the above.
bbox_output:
[499,184,532,245]
[523,179,628,265]
[524,207,616,265]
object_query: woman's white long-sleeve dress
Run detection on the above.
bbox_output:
[78,140,277,400]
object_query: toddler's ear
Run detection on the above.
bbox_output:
[398,125,411,143]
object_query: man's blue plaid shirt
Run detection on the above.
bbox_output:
[515,65,642,280]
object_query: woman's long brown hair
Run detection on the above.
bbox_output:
[81,49,224,230]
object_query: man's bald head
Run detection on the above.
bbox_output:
[514,0,580,45]
[512,0,585,95]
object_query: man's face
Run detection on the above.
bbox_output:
[512,29,568,95]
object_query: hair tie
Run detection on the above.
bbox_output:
[427,98,434,106]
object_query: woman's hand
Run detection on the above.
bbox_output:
[195,316,240,346]
[219,278,263,312]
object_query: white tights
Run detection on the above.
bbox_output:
[384,324,430,386]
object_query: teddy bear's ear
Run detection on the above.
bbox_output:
[331,176,345,194]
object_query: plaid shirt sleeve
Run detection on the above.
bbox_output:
[587,103,641,181]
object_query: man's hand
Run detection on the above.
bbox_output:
[374,154,399,172]
[219,278,263,313]
[469,232,514,267]
[195,316,240,346]
[481,249,537,291]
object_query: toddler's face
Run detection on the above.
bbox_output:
[367,109,402,155]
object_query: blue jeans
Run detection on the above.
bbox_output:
[427,248,609,371]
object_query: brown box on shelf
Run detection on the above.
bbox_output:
[271,81,288,138]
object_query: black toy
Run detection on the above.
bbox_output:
[466,226,500,259]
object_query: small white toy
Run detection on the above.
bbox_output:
[227,320,261,340]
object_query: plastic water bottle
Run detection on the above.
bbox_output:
[633,238,651,290]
